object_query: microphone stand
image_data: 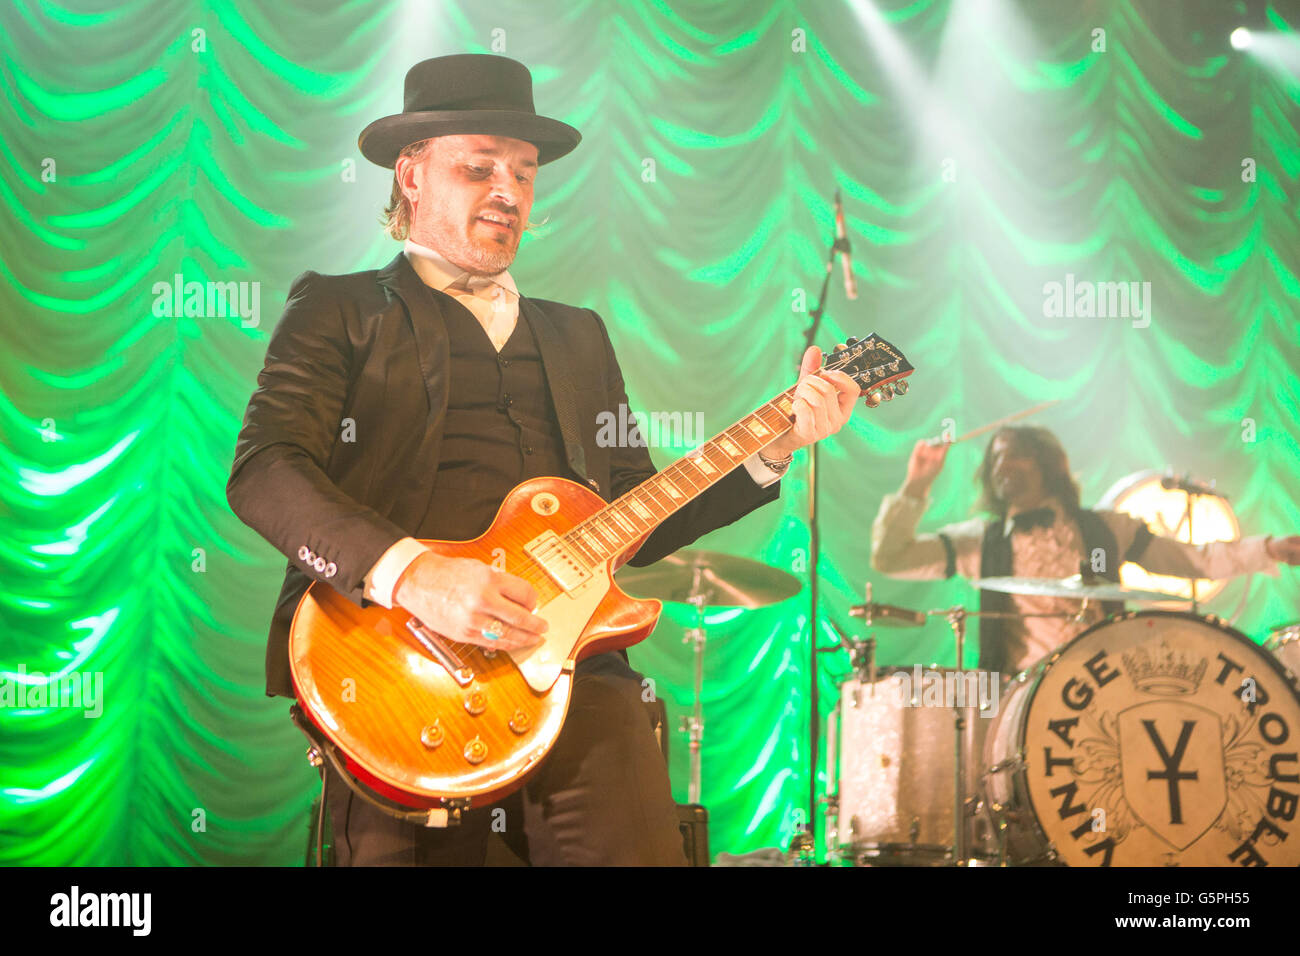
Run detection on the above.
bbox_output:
[795,219,847,859]
[1166,472,1224,614]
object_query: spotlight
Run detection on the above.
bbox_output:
[1230,27,1252,50]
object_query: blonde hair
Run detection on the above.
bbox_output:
[382,138,434,240]
[381,136,547,240]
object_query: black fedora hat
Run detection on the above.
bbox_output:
[358,54,581,168]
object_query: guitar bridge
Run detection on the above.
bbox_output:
[405,618,474,687]
[524,530,593,594]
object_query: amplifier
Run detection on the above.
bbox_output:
[677,803,710,867]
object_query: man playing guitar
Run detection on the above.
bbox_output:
[227,54,860,865]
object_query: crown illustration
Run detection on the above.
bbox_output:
[1123,641,1207,696]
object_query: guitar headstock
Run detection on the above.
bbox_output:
[823,334,914,408]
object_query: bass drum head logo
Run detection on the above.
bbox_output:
[1023,613,1300,866]
[1116,701,1225,850]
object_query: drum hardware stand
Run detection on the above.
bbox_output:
[854,585,880,690]
[1164,472,1227,614]
[926,606,1074,865]
[822,703,841,861]
[823,616,878,690]
[678,579,708,806]
[855,637,878,690]
[1181,485,1200,613]
[937,606,971,864]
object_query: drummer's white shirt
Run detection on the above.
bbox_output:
[871,493,1278,673]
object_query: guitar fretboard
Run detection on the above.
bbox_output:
[562,388,798,565]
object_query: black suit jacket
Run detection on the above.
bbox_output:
[228,252,780,697]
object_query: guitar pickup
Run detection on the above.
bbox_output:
[405,618,474,686]
[524,530,593,594]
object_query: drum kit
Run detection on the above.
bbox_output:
[618,533,1300,867]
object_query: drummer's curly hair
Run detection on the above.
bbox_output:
[975,426,1081,517]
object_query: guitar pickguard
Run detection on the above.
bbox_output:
[508,561,612,692]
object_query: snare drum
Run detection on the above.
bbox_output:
[984,611,1300,866]
[832,668,996,865]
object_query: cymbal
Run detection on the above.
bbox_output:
[973,574,1192,604]
[1268,622,1299,641]
[849,602,927,627]
[615,549,801,608]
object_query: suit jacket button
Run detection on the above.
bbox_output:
[298,546,310,560]
[325,562,337,578]
[314,557,326,573]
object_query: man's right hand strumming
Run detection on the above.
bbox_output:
[393,551,548,651]
[901,439,949,499]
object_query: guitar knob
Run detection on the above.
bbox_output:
[464,691,488,716]
[420,720,445,749]
[463,736,488,765]
[894,379,909,395]
[509,708,532,735]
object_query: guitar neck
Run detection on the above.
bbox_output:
[565,388,799,565]
[562,331,913,566]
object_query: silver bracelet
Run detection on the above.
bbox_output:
[758,450,794,475]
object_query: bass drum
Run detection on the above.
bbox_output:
[984,611,1300,866]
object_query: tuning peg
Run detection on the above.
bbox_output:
[864,389,882,408]
[894,379,909,395]
[880,383,895,402]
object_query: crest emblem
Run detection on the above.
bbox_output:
[1117,702,1226,850]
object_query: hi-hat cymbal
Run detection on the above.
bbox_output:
[615,550,801,608]
[973,574,1192,604]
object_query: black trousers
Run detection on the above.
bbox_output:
[324,652,687,866]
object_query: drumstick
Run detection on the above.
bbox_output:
[927,400,1059,446]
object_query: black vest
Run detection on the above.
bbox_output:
[418,299,574,540]
[976,508,1124,673]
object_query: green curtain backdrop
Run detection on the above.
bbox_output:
[2,0,1297,865]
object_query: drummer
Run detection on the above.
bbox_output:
[871,426,1300,675]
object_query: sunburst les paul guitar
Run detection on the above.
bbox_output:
[289,335,913,818]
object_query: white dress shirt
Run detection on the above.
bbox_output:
[362,240,786,607]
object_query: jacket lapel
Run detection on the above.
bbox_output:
[520,296,589,483]
[377,251,450,415]
[378,251,591,483]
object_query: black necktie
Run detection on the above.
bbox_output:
[1010,507,1055,534]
